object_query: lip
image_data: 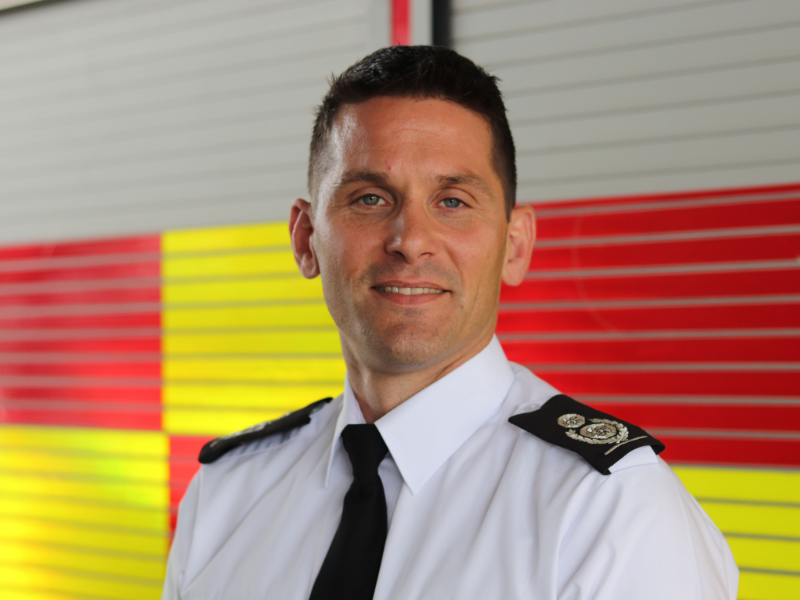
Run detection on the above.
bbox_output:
[372,280,447,291]
[370,281,450,306]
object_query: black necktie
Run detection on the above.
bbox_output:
[310,424,389,600]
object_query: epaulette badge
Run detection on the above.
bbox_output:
[509,394,665,475]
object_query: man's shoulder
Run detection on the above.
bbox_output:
[198,397,335,464]
[506,374,665,476]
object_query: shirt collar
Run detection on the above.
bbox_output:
[325,335,515,495]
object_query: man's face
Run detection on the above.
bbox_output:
[304,96,516,372]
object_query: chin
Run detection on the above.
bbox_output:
[360,323,453,371]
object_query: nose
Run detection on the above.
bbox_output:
[384,199,437,264]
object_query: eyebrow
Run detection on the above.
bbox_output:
[335,170,390,189]
[438,173,495,198]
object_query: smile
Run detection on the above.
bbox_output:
[374,286,445,295]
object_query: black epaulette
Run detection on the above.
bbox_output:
[509,394,664,475]
[198,397,333,464]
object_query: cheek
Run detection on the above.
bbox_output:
[316,220,374,282]
[451,227,506,286]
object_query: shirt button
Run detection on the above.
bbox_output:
[515,403,540,415]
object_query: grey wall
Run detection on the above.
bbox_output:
[453,0,800,202]
[0,0,386,244]
[2,0,799,244]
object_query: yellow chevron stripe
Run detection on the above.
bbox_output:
[161,222,342,438]
[163,383,338,409]
[0,449,167,483]
[700,502,800,539]
[163,222,289,253]
[163,275,323,304]
[0,563,162,600]
[164,356,346,382]
[0,517,167,557]
[0,541,166,582]
[164,250,298,279]
[0,496,167,533]
[164,302,334,329]
[164,329,341,355]
[673,466,800,504]
[728,536,800,574]
[164,407,296,436]
[0,423,169,598]
[0,472,166,509]
[0,426,167,458]
[1,588,78,600]
[739,571,800,600]
[0,425,169,597]
[162,382,341,435]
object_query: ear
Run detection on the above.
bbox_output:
[290,198,320,279]
[501,204,535,286]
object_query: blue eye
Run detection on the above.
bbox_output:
[441,197,463,208]
[360,194,383,206]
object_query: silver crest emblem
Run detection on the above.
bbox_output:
[580,421,619,440]
[558,413,647,455]
[558,413,585,428]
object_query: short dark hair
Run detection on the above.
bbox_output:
[308,45,516,216]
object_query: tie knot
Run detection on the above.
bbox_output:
[341,424,388,482]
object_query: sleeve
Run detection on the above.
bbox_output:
[161,470,202,600]
[556,459,738,600]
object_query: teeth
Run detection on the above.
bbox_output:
[377,286,444,295]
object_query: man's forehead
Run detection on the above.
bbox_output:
[326,98,494,170]
[333,96,491,140]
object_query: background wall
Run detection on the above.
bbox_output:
[0,1,798,599]
[453,0,800,201]
[0,0,386,244]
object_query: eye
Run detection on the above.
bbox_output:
[358,194,385,206]
[440,197,464,208]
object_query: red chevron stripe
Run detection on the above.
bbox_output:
[1,406,161,430]
[0,337,160,353]
[502,337,800,363]
[535,368,800,397]
[585,401,800,433]
[659,435,800,467]
[0,287,160,306]
[0,235,159,261]
[530,232,800,271]
[503,267,800,302]
[0,362,159,378]
[531,182,800,210]
[0,262,159,284]
[497,302,800,332]
[0,385,160,403]
[0,312,160,329]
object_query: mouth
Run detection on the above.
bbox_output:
[373,285,445,296]
[370,281,450,305]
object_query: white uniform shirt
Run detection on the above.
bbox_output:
[162,336,738,600]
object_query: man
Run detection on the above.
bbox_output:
[162,46,737,600]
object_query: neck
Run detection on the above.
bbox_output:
[342,332,495,423]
